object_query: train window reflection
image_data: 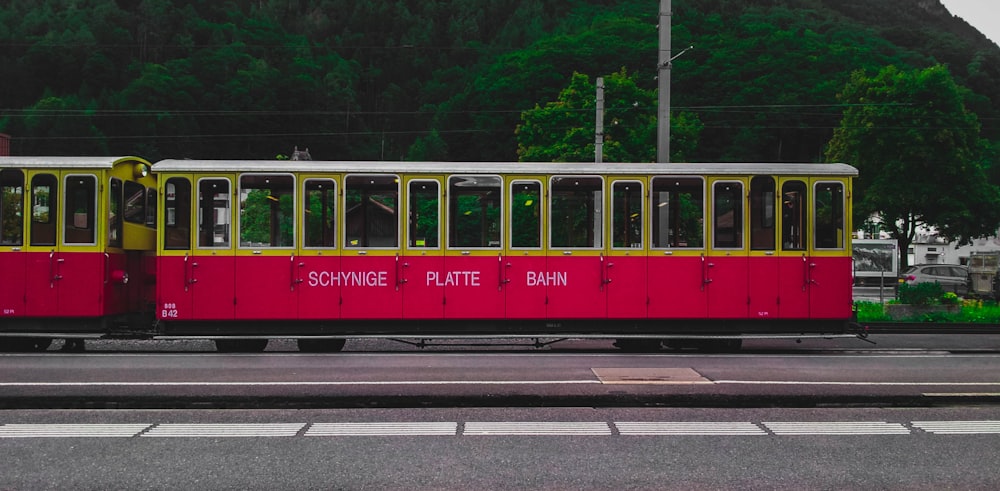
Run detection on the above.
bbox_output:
[713,181,743,249]
[612,180,642,249]
[64,174,96,245]
[198,178,231,248]
[781,181,806,251]
[0,169,24,246]
[239,174,294,248]
[815,182,845,249]
[651,177,703,248]
[345,174,398,248]
[164,178,191,250]
[550,176,603,249]
[304,179,336,248]
[109,178,122,248]
[449,175,501,249]
[510,180,541,249]
[750,176,776,251]
[409,180,439,248]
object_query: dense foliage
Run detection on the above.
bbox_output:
[1,0,998,166]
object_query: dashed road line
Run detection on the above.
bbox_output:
[763,422,910,435]
[464,422,613,436]
[911,421,1000,434]
[306,422,458,436]
[142,423,305,437]
[615,422,766,436]
[0,424,151,438]
[4,421,1000,438]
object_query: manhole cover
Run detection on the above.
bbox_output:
[591,367,712,385]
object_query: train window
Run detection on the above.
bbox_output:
[781,181,807,251]
[164,178,191,250]
[345,174,398,248]
[146,188,157,227]
[64,174,96,245]
[651,177,704,248]
[449,175,501,249]
[510,180,541,249]
[612,181,642,249]
[712,181,743,249]
[304,179,336,248]
[1,169,24,246]
[550,176,603,249]
[408,180,439,248]
[198,178,231,248]
[109,178,123,248]
[814,181,845,249]
[750,176,776,251]
[30,174,56,246]
[239,174,294,248]
[123,181,146,224]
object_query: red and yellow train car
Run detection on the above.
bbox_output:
[0,157,157,350]
[151,160,857,352]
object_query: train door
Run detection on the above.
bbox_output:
[296,176,341,320]
[647,176,708,319]
[234,173,297,320]
[191,176,236,320]
[23,170,103,317]
[777,179,810,318]
[809,179,852,319]
[547,175,606,319]
[402,176,444,319]
[707,177,749,318]
[748,176,779,319]
[607,177,647,319]
[157,175,195,320]
[0,169,27,317]
[444,175,504,319]
[504,178,546,319]
[340,174,402,320]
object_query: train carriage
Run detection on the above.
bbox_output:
[151,160,857,352]
[0,157,157,351]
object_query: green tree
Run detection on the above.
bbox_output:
[826,65,1000,268]
[516,70,701,162]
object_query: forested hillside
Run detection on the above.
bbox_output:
[1,0,997,164]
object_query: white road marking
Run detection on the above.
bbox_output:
[0,424,150,438]
[764,422,910,435]
[306,422,458,436]
[464,422,612,436]
[911,421,1000,434]
[0,380,599,386]
[142,423,305,437]
[615,422,766,435]
[3,421,1000,438]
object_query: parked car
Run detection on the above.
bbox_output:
[901,264,970,295]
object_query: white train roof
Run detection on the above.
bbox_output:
[151,160,858,177]
[0,156,148,169]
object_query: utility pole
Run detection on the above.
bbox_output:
[657,0,671,163]
[595,77,605,163]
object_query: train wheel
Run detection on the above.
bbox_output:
[613,338,662,352]
[214,339,269,353]
[296,338,346,353]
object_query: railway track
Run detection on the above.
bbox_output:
[862,322,1000,334]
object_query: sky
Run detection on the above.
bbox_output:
[940,0,999,45]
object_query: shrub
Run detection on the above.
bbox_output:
[897,282,945,306]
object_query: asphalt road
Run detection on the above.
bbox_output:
[4,335,1000,489]
[3,334,1000,409]
[3,406,1000,490]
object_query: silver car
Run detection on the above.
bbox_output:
[901,264,970,295]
